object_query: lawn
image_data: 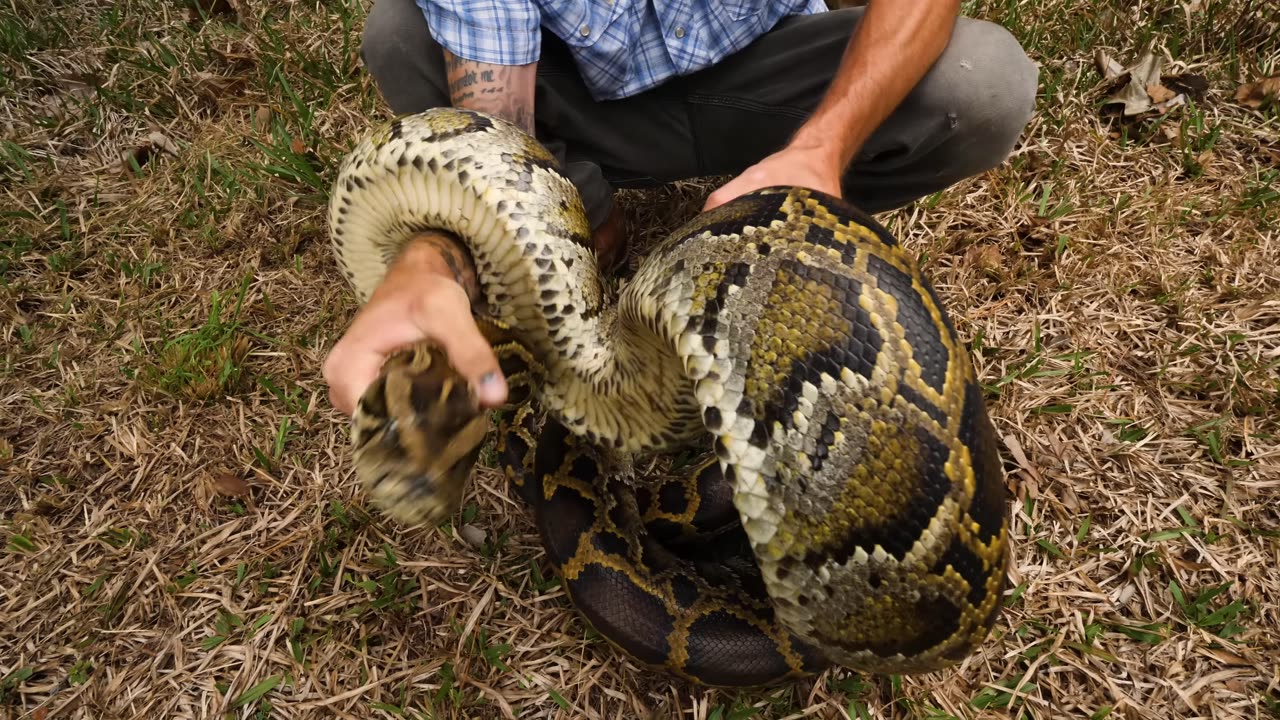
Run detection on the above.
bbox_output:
[1,0,1278,718]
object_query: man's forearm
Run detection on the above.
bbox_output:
[443,49,537,135]
[790,0,960,174]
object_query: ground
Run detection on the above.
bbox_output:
[1,0,1278,718]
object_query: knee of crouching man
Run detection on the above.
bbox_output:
[935,18,1041,168]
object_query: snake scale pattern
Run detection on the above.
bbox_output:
[328,107,1011,686]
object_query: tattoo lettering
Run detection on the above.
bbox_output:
[414,231,480,302]
[442,50,536,135]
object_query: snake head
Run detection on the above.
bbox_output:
[350,342,490,526]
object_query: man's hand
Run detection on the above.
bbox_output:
[703,143,844,212]
[323,234,508,417]
[324,50,538,418]
[705,0,961,212]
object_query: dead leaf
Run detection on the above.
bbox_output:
[253,106,272,133]
[1147,83,1177,104]
[1094,49,1126,81]
[1198,648,1253,666]
[114,131,180,174]
[1153,93,1187,115]
[964,243,1004,277]
[1106,79,1157,116]
[459,524,487,548]
[1100,51,1169,116]
[147,131,179,156]
[0,437,11,466]
[211,470,251,497]
[290,136,306,155]
[1235,75,1280,109]
[1223,679,1250,694]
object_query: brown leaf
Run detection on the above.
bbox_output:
[113,131,179,175]
[211,470,251,497]
[290,136,307,155]
[1098,51,1198,119]
[964,243,1004,277]
[1094,49,1126,81]
[1147,83,1177,104]
[1100,51,1165,116]
[1153,93,1187,115]
[147,131,179,157]
[1199,648,1253,667]
[253,106,272,133]
[1223,679,1250,694]
[459,524,487,548]
[1235,75,1280,109]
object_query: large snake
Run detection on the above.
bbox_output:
[328,107,1011,686]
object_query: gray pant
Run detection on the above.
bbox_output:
[361,0,1039,229]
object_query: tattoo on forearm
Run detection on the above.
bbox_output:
[416,231,480,302]
[443,51,535,134]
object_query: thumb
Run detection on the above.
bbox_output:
[703,188,727,212]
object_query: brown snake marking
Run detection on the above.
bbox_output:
[330,107,1012,686]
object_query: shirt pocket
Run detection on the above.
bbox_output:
[544,0,626,48]
[721,0,766,21]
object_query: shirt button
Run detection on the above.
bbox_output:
[675,25,686,38]
[580,25,590,37]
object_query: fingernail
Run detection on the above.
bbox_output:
[476,373,507,406]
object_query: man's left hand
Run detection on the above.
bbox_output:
[702,144,843,212]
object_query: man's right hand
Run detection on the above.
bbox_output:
[323,235,508,418]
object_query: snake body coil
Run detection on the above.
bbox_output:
[329,108,1011,685]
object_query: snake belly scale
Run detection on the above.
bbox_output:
[329,107,1011,685]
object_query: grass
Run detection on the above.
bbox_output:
[1,0,1278,718]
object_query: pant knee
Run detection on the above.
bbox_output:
[361,0,448,113]
[928,18,1039,168]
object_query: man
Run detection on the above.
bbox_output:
[323,0,1038,416]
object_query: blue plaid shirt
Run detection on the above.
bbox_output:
[416,0,828,101]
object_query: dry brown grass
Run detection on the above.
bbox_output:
[1,0,1279,718]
